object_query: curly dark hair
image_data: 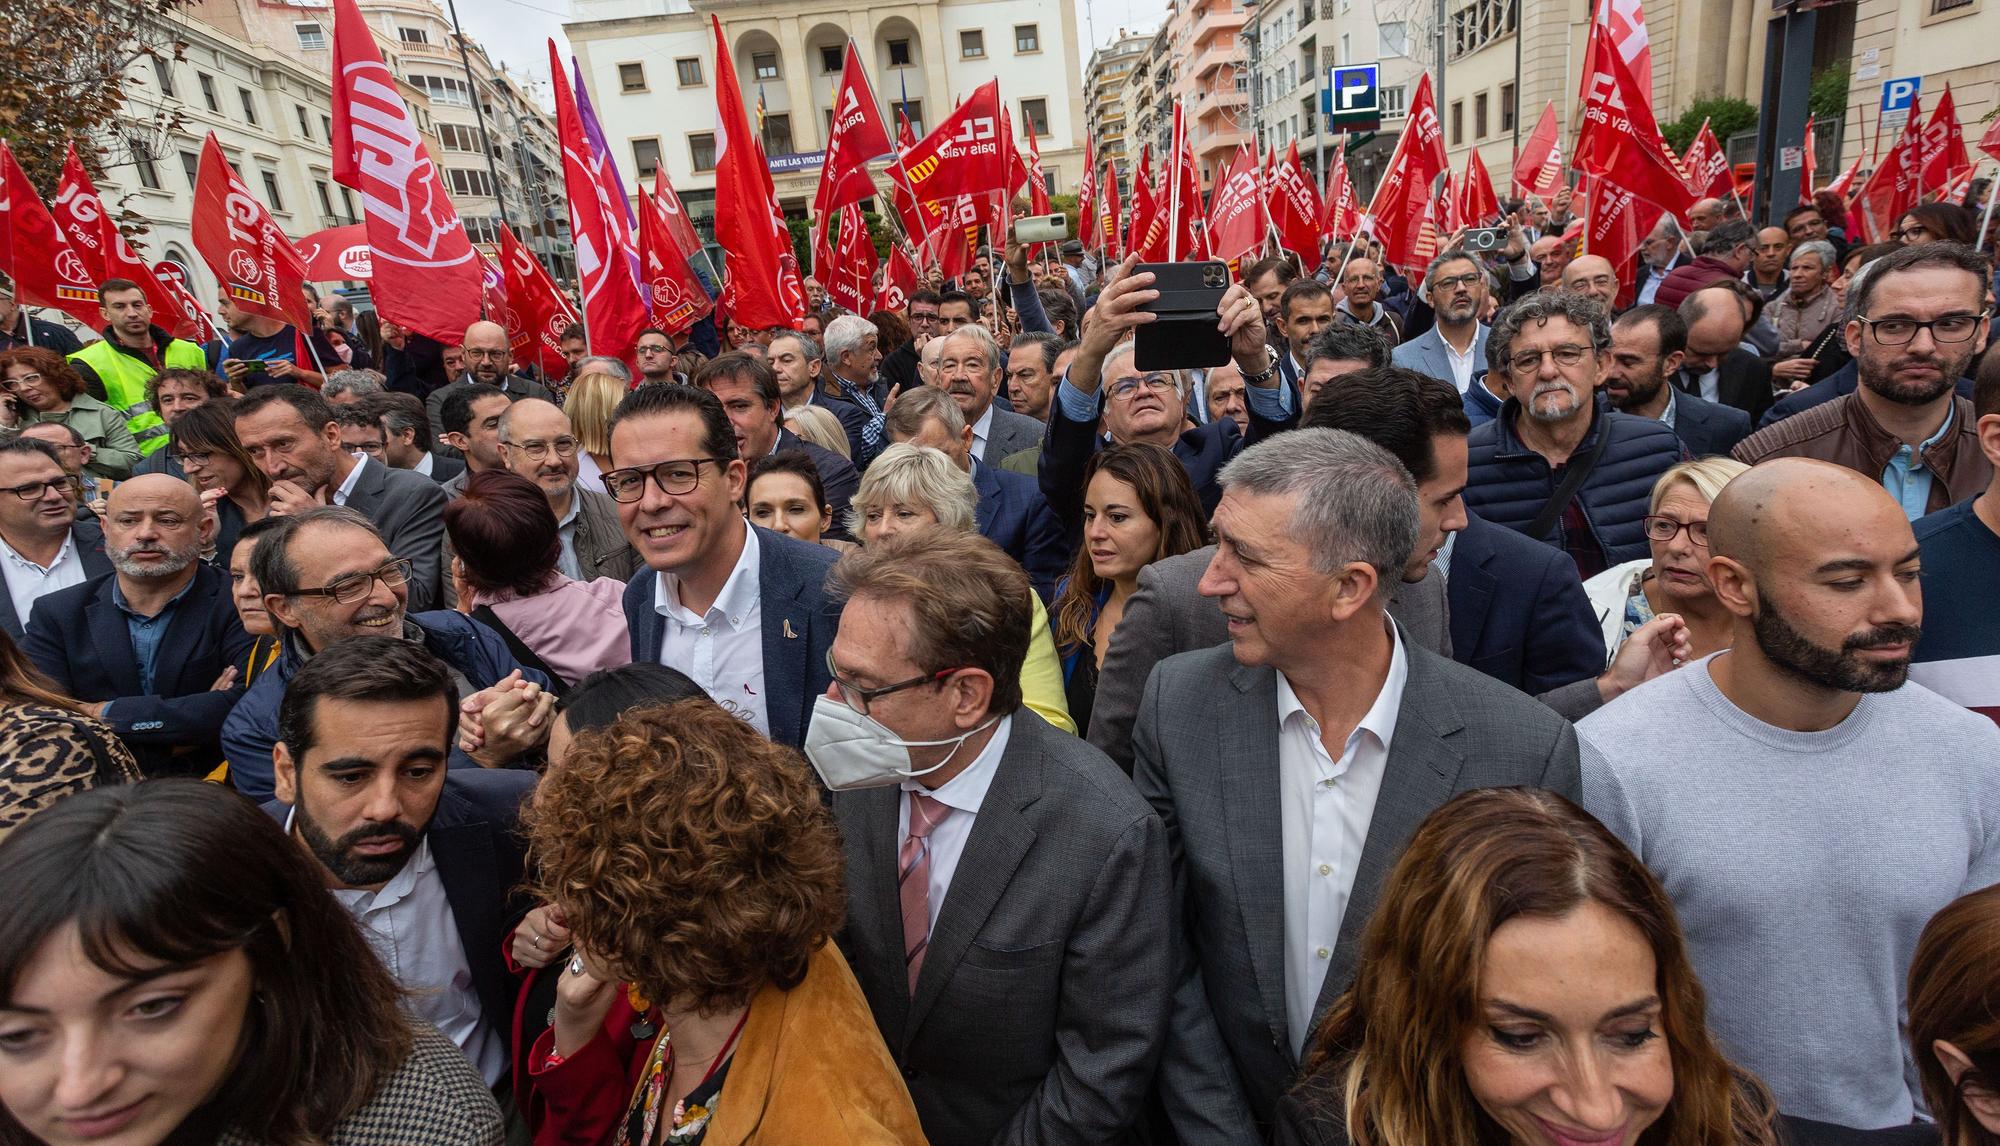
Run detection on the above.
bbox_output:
[523,699,846,1014]
[0,347,84,401]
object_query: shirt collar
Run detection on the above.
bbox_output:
[970,402,995,442]
[1,531,77,574]
[334,452,369,505]
[654,520,760,625]
[1274,621,1409,758]
[901,713,1013,817]
[557,493,583,531]
[413,452,435,476]
[1919,401,1956,451]
[111,571,199,619]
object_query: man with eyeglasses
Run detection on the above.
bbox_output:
[0,438,108,640]
[605,383,840,749]
[219,505,552,802]
[1559,254,1621,314]
[496,398,637,584]
[15,423,103,518]
[1392,250,1493,395]
[423,320,552,444]
[819,527,1172,1146]
[633,326,683,387]
[1462,291,1684,580]
[23,474,250,777]
[1734,242,1994,520]
[1333,257,1404,344]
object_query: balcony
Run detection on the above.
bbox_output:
[1192,126,1250,159]
[1190,6,1247,46]
[1194,86,1247,118]
[1190,44,1240,76]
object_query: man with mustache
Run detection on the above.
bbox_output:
[933,324,1043,467]
[270,636,535,1090]
[21,474,250,776]
[1734,242,1994,520]
[220,506,552,802]
[1579,458,2000,1131]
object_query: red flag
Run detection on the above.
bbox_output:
[1821,155,1863,200]
[1320,149,1359,240]
[813,41,893,218]
[1208,146,1264,269]
[921,195,980,280]
[57,147,193,337]
[1098,161,1123,259]
[1365,74,1447,270]
[1127,146,1163,260]
[878,240,917,312]
[1461,148,1502,225]
[1856,114,1922,242]
[50,146,108,287]
[1077,132,1098,253]
[824,204,879,315]
[1513,102,1565,195]
[1938,163,1977,207]
[1264,142,1323,261]
[498,224,581,379]
[1579,172,1661,309]
[1682,119,1734,201]
[550,41,650,363]
[1920,85,1972,192]
[1800,114,1818,204]
[637,184,715,334]
[294,224,372,280]
[707,17,805,329]
[1164,104,1202,260]
[1575,33,1696,219]
[155,270,220,344]
[0,142,100,326]
[898,79,1006,204]
[1979,110,2000,166]
[1439,172,1463,235]
[477,249,510,337]
[653,169,706,262]
[330,0,481,343]
[190,134,312,331]
[1594,0,1653,100]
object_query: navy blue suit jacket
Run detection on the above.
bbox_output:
[25,563,252,778]
[1757,359,1979,429]
[1670,391,1753,458]
[0,521,110,640]
[973,460,1068,602]
[1039,389,1243,537]
[1447,513,1604,695]
[622,525,841,749]
[264,768,537,1038]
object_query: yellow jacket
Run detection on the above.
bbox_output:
[1023,593,1077,735]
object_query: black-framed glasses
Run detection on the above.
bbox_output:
[2,476,77,501]
[1893,226,1933,244]
[1642,515,1709,547]
[601,458,721,503]
[1507,344,1593,375]
[287,558,414,605]
[461,347,508,362]
[825,649,961,715]
[172,449,215,467]
[1855,311,1989,346]
[504,436,579,460]
[908,310,942,325]
[634,343,673,357]
[1430,272,1484,292]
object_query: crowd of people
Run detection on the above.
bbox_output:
[0,187,1995,1146]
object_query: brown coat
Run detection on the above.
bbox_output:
[1732,393,1991,515]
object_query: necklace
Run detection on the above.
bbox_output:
[631,1006,751,1145]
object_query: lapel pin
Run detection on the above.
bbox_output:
[783,619,798,639]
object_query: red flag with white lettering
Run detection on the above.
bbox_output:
[331,0,481,343]
[1165,104,1205,260]
[654,169,706,262]
[1208,147,1263,271]
[0,142,100,325]
[190,134,312,330]
[1575,32,1696,220]
[549,41,650,363]
[813,42,893,219]
[57,147,194,337]
[1979,110,2000,166]
[155,271,221,344]
[878,240,917,312]
[1321,148,1359,240]
[824,204,878,315]
[708,16,805,329]
[1681,119,1733,201]
[1595,0,1652,98]
[1265,142,1323,262]
[1098,161,1123,260]
[637,184,714,335]
[1365,73,1447,270]
[898,80,1006,205]
[1461,148,1502,225]
[50,145,108,287]
[1855,113,1922,242]
[499,224,581,378]
[1077,132,1098,254]
[1579,172,1660,309]
[921,196,980,281]
[1920,85,1971,192]
[1127,146,1164,260]
[1513,101,1565,196]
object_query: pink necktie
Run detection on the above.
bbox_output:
[899,791,953,994]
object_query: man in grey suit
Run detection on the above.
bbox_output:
[1132,429,1581,1139]
[1391,249,1492,395]
[233,385,448,611]
[821,528,1171,1145]
[496,398,638,583]
[935,324,1044,467]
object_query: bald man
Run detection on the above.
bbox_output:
[1529,233,1572,288]
[1559,254,1620,311]
[426,319,554,443]
[1578,458,2000,1131]
[22,474,254,775]
[1687,197,1726,233]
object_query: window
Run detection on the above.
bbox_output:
[446,168,496,198]
[1015,24,1040,52]
[688,133,717,172]
[1020,98,1049,138]
[409,74,470,107]
[438,123,481,151]
[1450,99,1463,146]
[295,105,311,138]
[150,55,176,98]
[1339,33,1349,64]
[296,22,326,51]
[761,113,793,156]
[260,170,284,211]
[1380,84,1407,118]
[1449,0,1518,58]
[618,62,646,92]
[893,100,924,134]
[321,114,333,140]
[398,26,430,44]
[1378,20,1407,55]
[464,216,502,245]
[238,88,259,125]
[1499,82,1516,132]
[960,30,985,59]
[1236,72,1249,91]
[129,139,161,190]
[631,137,662,178]
[198,73,219,112]
[752,52,779,81]
[1474,91,1488,138]
[888,39,912,67]
[341,186,358,219]
[316,179,336,220]
[821,45,843,73]
[1933,0,1974,10]
[179,150,200,189]
[676,57,703,87]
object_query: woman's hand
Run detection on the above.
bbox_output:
[552,953,622,1059]
[510,903,572,970]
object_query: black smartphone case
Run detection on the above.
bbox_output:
[1133,261,1232,370]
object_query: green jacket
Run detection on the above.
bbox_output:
[23,394,143,480]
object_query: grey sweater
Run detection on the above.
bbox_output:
[1578,654,2000,1129]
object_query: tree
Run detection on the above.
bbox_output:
[1809,64,1849,123]
[1661,96,1759,156]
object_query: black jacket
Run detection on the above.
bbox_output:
[0,312,83,357]
[1681,348,1776,424]
[1670,390,1754,457]
[1039,387,1243,537]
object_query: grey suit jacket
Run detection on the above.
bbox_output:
[1132,640,1581,1137]
[340,459,448,612]
[1390,322,1490,388]
[571,488,639,583]
[1086,545,1449,771]
[835,710,1173,1145]
[982,405,1046,468]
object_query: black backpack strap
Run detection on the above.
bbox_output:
[469,606,569,698]
[1524,409,1616,542]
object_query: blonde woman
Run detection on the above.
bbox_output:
[1583,457,1750,664]
[563,366,627,493]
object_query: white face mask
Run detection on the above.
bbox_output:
[803,694,997,792]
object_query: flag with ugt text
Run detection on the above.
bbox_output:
[897,80,1006,205]
[549,40,649,364]
[499,224,581,379]
[191,134,312,331]
[825,204,878,315]
[1365,74,1446,270]
[709,15,805,328]
[50,145,107,286]
[637,182,714,335]
[331,0,482,343]
[0,143,101,326]
[56,146,195,337]
[1513,101,1564,196]
[814,41,893,219]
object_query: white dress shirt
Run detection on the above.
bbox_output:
[1690,367,1721,404]
[318,833,507,1086]
[1,531,85,629]
[1441,332,1480,394]
[554,494,583,581]
[898,714,1012,932]
[969,403,996,461]
[575,451,607,495]
[1276,625,1409,1057]
[655,523,769,733]
[332,451,368,506]
[413,451,435,477]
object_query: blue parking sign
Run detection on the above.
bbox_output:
[1881,76,1921,113]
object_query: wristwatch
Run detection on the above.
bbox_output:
[1239,347,1279,387]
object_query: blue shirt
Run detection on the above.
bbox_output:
[111,574,197,701]
[1881,404,1956,522]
